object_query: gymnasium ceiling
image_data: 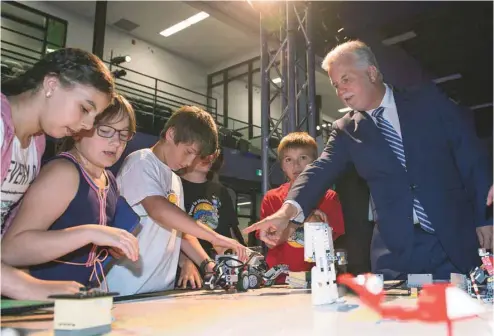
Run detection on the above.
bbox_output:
[199,1,493,131]
[200,1,492,107]
[51,1,492,128]
[50,1,260,69]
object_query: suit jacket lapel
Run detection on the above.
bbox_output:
[393,88,416,161]
[351,110,392,151]
[351,99,409,172]
[350,111,378,142]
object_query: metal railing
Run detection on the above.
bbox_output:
[0,14,273,152]
[105,61,219,135]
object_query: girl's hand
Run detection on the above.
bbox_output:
[87,225,139,261]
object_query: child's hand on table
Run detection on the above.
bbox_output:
[177,258,202,289]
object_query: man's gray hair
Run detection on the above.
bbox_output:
[321,40,382,80]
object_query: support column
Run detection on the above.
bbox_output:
[281,4,288,135]
[306,1,317,138]
[260,14,270,195]
[223,71,229,128]
[296,33,308,132]
[286,2,297,134]
[258,1,317,195]
[248,62,254,139]
[92,1,107,59]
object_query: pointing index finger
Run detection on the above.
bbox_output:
[243,222,260,234]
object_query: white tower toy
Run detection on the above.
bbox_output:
[304,222,339,305]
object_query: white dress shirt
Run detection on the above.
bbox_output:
[287,84,419,225]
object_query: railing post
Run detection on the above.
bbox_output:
[153,79,158,130]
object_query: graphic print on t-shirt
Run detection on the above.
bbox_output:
[188,196,221,230]
[166,190,179,206]
[1,155,37,232]
[287,226,305,248]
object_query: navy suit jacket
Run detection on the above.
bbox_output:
[287,83,492,274]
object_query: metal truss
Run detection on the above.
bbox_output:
[252,1,318,194]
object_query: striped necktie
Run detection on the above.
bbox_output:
[372,107,434,233]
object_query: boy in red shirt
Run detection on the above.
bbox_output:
[259,132,345,283]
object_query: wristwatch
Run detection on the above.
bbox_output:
[284,200,305,225]
[199,258,215,274]
[289,218,303,226]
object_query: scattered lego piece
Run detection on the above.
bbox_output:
[466,249,493,303]
[286,271,310,288]
[407,274,433,288]
[450,273,467,291]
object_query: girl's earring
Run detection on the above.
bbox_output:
[46,91,52,98]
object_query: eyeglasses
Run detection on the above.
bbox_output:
[96,125,135,142]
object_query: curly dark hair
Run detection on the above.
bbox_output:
[1,48,115,97]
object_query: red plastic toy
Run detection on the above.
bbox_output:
[338,273,485,336]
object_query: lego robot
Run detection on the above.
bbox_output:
[204,250,288,291]
[466,248,493,303]
[304,222,346,305]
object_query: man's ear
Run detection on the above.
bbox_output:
[367,65,379,83]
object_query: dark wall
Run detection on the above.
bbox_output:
[337,3,433,88]
[335,2,490,146]
[109,132,285,185]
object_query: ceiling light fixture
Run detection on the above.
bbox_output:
[382,31,417,46]
[237,201,251,206]
[272,77,282,84]
[470,103,493,110]
[159,11,210,37]
[110,55,131,65]
[432,73,462,84]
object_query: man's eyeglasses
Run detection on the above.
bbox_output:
[97,125,135,142]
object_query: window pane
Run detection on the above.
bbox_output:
[47,18,66,47]
[236,193,252,216]
[1,2,67,72]
[1,17,45,54]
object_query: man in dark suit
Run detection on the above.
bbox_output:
[333,165,374,276]
[245,40,492,280]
